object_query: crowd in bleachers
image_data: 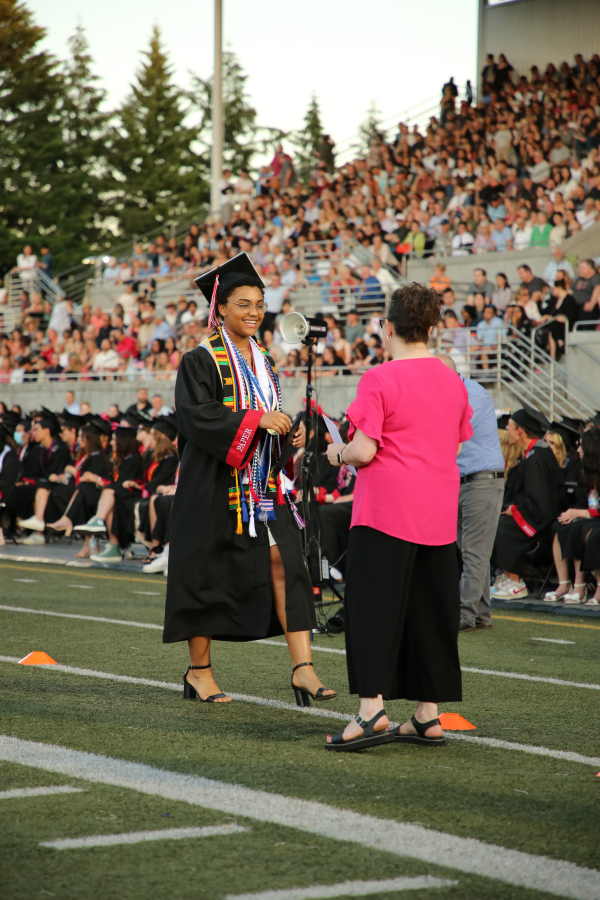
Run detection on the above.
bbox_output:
[2,52,600,387]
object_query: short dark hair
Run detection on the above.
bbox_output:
[387,283,441,344]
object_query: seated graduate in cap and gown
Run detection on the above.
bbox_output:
[13,409,72,533]
[136,415,179,551]
[47,418,114,558]
[0,414,22,541]
[493,404,565,596]
[163,252,336,706]
[72,418,144,562]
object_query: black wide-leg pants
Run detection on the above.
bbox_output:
[344,526,462,702]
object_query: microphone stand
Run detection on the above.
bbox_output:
[300,337,344,632]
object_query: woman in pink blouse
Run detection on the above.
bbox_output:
[325,283,473,752]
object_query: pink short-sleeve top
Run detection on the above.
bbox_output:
[346,357,473,545]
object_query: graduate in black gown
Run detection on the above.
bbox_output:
[0,413,22,544]
[47,419,114,558]
[75,422,144,563]
[14,409,72,537]
[545,421,582,506]
[163,252,336,706]
[138,415,179,551]
[545,428,600,604]
[493,404,566,599]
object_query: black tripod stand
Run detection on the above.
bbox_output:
[299,339,346,632]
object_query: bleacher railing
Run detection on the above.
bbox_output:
[4,269,65,308]
[436,324,600,422]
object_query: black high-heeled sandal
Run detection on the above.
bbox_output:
[391,715,445,746]
[325,709,392,752]
[183,664,230,703]
[291,662,336,707]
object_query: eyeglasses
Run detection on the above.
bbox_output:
[226,300,268,314]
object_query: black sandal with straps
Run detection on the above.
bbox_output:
[391,715,445,746]
[183,664,231,703]
[325,709,392,752]
[291,662,336,707]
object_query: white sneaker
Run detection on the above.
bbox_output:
[494,580,528,600]
[143,553,168,574]
[163,566,168,577]
[491,574,509,594]
[21,532,46,546]
[16,516,45,532]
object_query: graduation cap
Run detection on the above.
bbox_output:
[85,416,112,438]
[115,421,139,437]
[124,409,154,430]
[510,402,550,438]
[152,414,177,442]
[35,407,61,435]
[497,413,511,431]
[60,411,86,431]
[195,252,264,328]
[0,411,21,435]
[548,420,579,451]
[560,415,586,435]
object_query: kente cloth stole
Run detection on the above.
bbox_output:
[200,326,305,535]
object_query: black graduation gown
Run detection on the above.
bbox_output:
[0,447,21,508]
[494,440,566,573]
[163,346,316,644]
[564,456,582,506]
[152,493,175,544]
[110,453,144,548]
[9,439,71,521]
[582,518,600,570]
[317,468,356,577]
[138,454,179,539]
[65,452,114,526]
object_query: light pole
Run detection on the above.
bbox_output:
[210,0,224,215]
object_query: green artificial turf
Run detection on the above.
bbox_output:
[1,561,599,900]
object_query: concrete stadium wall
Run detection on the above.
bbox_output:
[477,0,600,86]
[0,375,519,420]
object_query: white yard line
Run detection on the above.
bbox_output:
[0,605,162,631]
[2,605,598,691]
[40,823,247,850]
[1,655,599,769]
[531,637,576,645]
[1,736,598,900]
[67,585,94,590]
[224,876,457,900]
[0,785,85,800]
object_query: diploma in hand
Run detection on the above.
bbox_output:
[322,415,357,475]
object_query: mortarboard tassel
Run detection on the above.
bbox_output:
[234,468,243,535]
[208,274,220,328]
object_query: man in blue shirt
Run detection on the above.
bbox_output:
[439,355,505,631]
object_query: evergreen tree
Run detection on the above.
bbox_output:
[191,50,259,173]
[290,92,324,183]
[0,0,63,276]
[357,101,386,156]
[54,25,111,270]
[108,25,207,238]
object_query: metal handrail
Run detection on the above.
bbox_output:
[573,319,600,331]
[437,323,600,421]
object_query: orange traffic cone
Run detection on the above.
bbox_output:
[439,713,476,730]
[18,652,57,665]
